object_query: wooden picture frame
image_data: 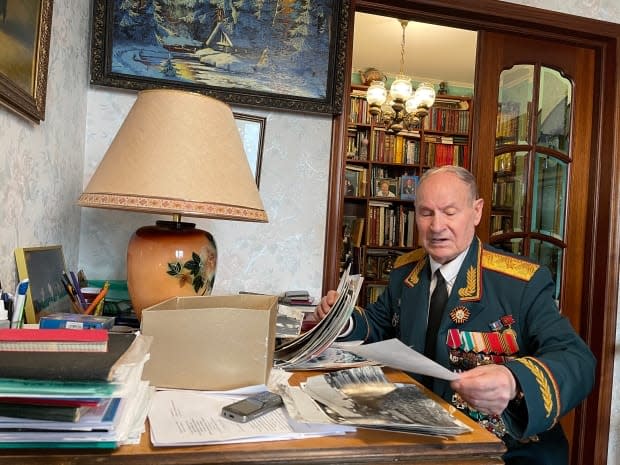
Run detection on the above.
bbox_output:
[234,113,265,187]
[90,0,349,115]
[0,0,53,123]
[14,245,71,324]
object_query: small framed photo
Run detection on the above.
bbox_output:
[345,167,360,197]
[400,175,418,201]
[14,245,71,324]
[375,178,397,198]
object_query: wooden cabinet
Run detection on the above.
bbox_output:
[340,86,473,304]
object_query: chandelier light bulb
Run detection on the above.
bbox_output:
[366,81,388,106]
[405,93,422,114]
[389,76,413,102]
[414,82,436,109]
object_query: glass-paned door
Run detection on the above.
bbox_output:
[491,64,572,304]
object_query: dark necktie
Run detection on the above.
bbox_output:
[424,270,448,361]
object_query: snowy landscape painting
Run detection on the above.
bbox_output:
[90,0,348,114]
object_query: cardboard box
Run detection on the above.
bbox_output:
[140,294,278,390]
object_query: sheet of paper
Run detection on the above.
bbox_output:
[148,389,352,446]
[346,338,460,381]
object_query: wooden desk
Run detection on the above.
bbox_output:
[0,370,505,465]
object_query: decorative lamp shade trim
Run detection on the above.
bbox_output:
[77,193,268,222]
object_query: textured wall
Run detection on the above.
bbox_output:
[0,0,89,291]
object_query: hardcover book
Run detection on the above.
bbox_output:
[0,328,108,352]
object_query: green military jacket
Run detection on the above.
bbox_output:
[346,237,595,463]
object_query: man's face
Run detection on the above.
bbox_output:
[380,183,389,194]
[415,171,483,264]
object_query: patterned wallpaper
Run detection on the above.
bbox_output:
[0,0,89,291]
[0,0,618,460]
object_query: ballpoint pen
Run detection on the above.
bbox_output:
[69,271,87,310]
[10,279,29,329]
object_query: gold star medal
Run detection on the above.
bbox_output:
[450,306,471,324]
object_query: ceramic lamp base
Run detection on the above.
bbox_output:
[127,221,217,319]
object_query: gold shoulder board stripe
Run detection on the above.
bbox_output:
[482,250,539,281]
[394,247,426,269]
[404,256,427,287]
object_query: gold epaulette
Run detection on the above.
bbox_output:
[481,249,539,281]
[394,247,426,269]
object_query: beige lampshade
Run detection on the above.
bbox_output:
[78,89,267,222]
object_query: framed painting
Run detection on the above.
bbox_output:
[90,0,349,115]
[234,112,265,187]
[14,245,71,324]
[0,0,53,123]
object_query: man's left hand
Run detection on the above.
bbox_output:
[449,364,518,416]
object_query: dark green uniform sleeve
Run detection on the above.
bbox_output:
[501,266,596,439]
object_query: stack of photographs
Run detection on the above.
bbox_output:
[273,266,363,369]
[301,366,471,437]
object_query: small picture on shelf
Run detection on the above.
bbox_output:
[342,216,357,237]
[400,175,418,201]
[374,178,397,198]
[344,168,360,197]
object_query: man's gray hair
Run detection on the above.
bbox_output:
[417,166,479,202]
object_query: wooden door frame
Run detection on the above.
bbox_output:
[322,1,620,464]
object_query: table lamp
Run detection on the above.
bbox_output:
[78,89,268,319]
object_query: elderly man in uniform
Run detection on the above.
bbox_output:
[315,165,595,465]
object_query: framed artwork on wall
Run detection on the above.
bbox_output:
[14,245,71,324]
[234,113,266,187]
[0,0,53,123]
[90,0,349,115]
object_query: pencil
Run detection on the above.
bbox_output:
[84,281,109,315]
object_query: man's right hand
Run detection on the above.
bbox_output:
[313,290,339,321]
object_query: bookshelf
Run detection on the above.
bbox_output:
[341,86,473,305]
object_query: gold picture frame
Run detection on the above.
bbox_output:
[14,245,71,324]
[0,0,54,123]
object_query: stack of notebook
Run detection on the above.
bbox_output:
[0,330,153,449]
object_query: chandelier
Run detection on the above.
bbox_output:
[366,20,436,132]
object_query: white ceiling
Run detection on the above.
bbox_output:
[351,12,478,88]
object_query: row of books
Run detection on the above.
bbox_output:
[366,202,416,248]
[492,178,520,208]
[365,128,422,165]
[425,141,470,168]
[347,128,469,169]
[423,105,470,133]
[0,329,152,449]
[348,93,373,125]
[496,101,529,143]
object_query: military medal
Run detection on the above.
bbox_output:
[450,306,470,324]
